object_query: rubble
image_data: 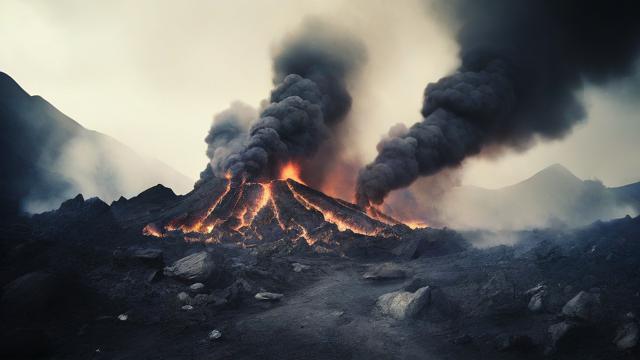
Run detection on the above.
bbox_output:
[362,263,407,280]
[164,251,216,283]
[292,263,310,272]
[547,320,579,350]
[375,286,431,320]
[208,329,222,341]
[561,291,602,322]
[614,315,639,350]
[254,292,284,301]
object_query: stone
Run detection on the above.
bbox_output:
[614,321,639,350]
[375,286,431,320]
[177,292,191,304]
[363,263,407,280]
[561,291,601,321]
[292,263,310,272]
[0,272,63,322]
[164,251,216,283]
[189,283,205,293]
[548,321,578,349]
[192,294,212,306]
[528,290,545,312]
[132,248,163,265]
[181,305,194,311]
[208,329,222,341]
[146,269,162,283]
[117,314,128,321]
[255,292,284,301]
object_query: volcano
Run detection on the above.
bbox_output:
[135,174,413,249]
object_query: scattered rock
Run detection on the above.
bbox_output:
[375,286,431,320]
[528,290,546,312]
[614,320,639,350]
[117,314,128,321]
[146,269,162,283]
[208,329,222,341]
[548,320,578,350]
[192,294,213,306]
[292,263,310,272]
[363,263,406,280]
[164,251,216,283]
[255,292,284,301]
[181,305,194,311]
[561,291,601,322]
[132,248,164,265]
[189,283,206,293]
[113,247,164,267]
[177,292,191,305]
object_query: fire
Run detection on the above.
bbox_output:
[403,220,428,229]
[142,223,163,237]
[279,162,305,184]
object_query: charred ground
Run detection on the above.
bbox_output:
[1,177,640,359]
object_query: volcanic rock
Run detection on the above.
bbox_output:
[561,291,601,322]
[177,292,191,305]
[547,320,579,351]
[164,251,216,283]
[189,283,206,293]
[375,286,431,320]
[292,262,310,272]
[363,262,407,280]
[255,292,284,301]
[614,316,639,350]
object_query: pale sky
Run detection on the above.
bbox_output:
[2,0,639,190]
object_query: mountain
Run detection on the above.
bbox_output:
[0,72,193,217]
[437,164,638,230]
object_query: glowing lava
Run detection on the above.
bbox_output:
[279,162,305,184]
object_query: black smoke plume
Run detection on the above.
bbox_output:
[203,20,366,182]
[356,0,640,206]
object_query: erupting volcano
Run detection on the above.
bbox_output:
[142,162,413,249]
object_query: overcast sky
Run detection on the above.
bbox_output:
[2,0,639,190]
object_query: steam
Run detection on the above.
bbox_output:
[203,20,366,182]
[356,0,640,206]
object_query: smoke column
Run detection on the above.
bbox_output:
[203,20,366,182]
[356,0,640,206]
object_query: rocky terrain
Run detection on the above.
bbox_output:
[1,179,640,359]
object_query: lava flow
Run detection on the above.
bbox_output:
[142,162,416,245]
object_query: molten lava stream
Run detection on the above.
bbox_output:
[286,182,381,236]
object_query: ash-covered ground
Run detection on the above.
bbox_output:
[2,181,640,359]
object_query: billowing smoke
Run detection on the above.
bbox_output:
[356,0,640,206]
[204,20,366,182]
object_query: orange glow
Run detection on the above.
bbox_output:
[287,182,384,236]
[403,220,428,229]
[142,223,163,237]
[279,162,305,184]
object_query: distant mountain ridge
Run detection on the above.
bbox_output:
[0,72,193,217]
[437,164,638,230]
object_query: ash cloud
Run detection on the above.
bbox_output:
[356,0,640,206]
[205,20,366,181]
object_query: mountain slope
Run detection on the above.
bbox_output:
[439,164,638,230]
[0,72,193,216]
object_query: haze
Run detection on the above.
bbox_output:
[2,0,639,191]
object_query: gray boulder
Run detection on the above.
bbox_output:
[363,263,407,280]
[255,292,284,301]
[548,320,578,350]
[614,320,639,350]
[561,291,601,322]
[375,286,431,320]
[164,251,215,282]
